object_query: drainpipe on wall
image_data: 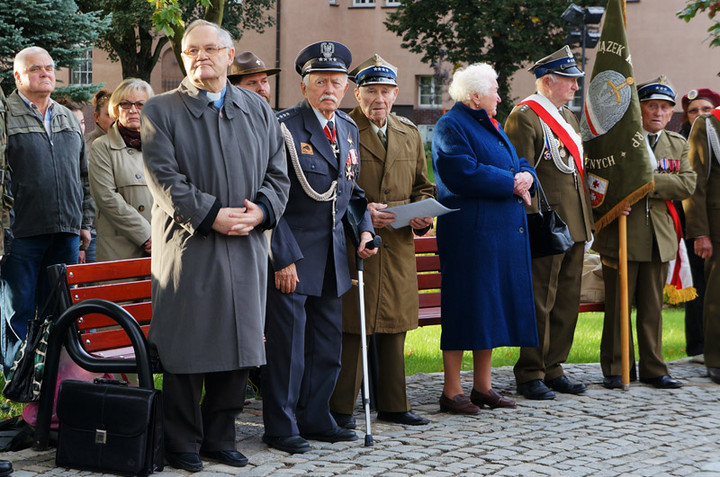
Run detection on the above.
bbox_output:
[274,0,281,111]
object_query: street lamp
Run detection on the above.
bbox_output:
[562,4,605,104]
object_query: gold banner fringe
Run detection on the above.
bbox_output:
[664,284,698,305]
[593,181,655,233]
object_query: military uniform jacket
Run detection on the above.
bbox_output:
[89,123,152,261]
[272,100,372,297]
[684,113,720,242]
[342,108,434,334]
[595,130,695,262]
[504,102,593,242]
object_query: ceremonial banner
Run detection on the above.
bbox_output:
[581,0,654,232]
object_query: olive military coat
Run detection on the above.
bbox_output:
[341,108,435,335]
[504,104,593,242]
[684,113,720,242]
[595,130,695,262]
[89,123,152,261]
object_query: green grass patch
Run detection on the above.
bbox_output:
[404,307,689,375]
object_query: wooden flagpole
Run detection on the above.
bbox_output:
[619,0,631,390]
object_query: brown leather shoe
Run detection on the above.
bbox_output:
[470,388,517,409]
[439,393,481,415]
[708,367,720,384]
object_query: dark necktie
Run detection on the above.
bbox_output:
[648,133,658,151]
[377,129,387,149]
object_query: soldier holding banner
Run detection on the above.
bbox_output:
[595,76,695,390]
[505,46,594,401]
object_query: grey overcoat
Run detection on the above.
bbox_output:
[141,78,289,374]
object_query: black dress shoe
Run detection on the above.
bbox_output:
[545,375,587,394]
[166,452,203,472]
[0,459,12,477]
[640,375,683,389]
[331,411,356,429]
[603,375,623,389]
[199,449,249,467]
[517,379,556,400]
[708,367,720,384]
[377,410,429,426]
[301,426,357,442]
[262,434,311,454]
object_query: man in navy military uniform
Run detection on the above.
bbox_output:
[262,41,376,454]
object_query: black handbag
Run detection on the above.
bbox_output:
[527,178,574,258]
[56,379,163,477]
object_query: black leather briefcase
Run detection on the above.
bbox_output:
[56,378,163,477]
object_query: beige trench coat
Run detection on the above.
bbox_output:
[89,123,152,261]
[342,108,435,335]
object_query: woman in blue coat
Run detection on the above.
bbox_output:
[432,63,539,414]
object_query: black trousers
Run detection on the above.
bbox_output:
[162,369,249,453]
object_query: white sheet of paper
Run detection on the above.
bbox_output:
[383,199,457,229]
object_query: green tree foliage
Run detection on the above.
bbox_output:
[385,0,607,120]
[677,1,720,47]
[0,0,110,98]
[150,0,276,77]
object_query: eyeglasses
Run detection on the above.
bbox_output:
[688,106,714,115]
[118,101,145,111]
[182,45,228,58]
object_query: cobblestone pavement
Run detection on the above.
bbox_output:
[5,359,720,476]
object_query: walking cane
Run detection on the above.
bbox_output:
[344,198,381,446]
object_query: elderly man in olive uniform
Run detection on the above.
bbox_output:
[329,54,434,428]
[263,41,376,454]
[228,51,280,104]
[683,98,720,385]
[504,46,593,400]
[597,76,695,390]
[141,20,289,471]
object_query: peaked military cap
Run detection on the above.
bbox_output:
[529,45,584,78]
[349,54,398,87]
[637,75,676,105]
[228,51,280,81]
[681,87,720,112]
[294,41,352,76]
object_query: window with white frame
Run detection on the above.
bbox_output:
[418,75,443,108]
[385,0,402,6]
[353,0,375,7]
[71,49,92,85]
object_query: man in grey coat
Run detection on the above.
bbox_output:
[141,20,289,472]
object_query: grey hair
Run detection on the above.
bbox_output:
[108,78,155,120]
[182,19,233,50]
[448,63,498,103]
[13,46,53,75]
[535,73,558,93]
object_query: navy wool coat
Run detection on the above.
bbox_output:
[432,102,539,350]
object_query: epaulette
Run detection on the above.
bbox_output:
[664,130,687,142]
[276,107,300,122]
[396,115,418,129]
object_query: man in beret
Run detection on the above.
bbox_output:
[504,46,593,400]
[262,40,376,454]
[329,54,434,428]
[596,75,695,390]
[683,91,720,385]
[228,51,280,104]
[680,88,720,139]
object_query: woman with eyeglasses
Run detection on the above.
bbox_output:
[89,78,155,261]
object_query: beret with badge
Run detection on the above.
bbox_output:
[637,75,676,105]
[349,54,398,87]
[529,45,584,78]
[294,41,352,76]
[681,87,720,112]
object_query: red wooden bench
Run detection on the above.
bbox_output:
[414,236,603,327]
